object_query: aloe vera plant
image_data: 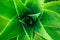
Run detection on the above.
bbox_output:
[0,0,60,40]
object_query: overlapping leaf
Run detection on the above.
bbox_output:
[0,16,24,40]
[0,0,60,40]
[0,15,9,33]
[0,0,16,19]
[44,1,60,13]
[41,9,60,40]
[0,0,17,34]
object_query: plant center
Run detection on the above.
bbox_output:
[24,16,34,26]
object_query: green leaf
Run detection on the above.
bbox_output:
[25,0,44,13]
[44,1,60,13]
[41,9,60,28]
[0,15,10,33]
[44,27,60,40]
[13,0,32,18]
[0,0,16,19]
[34,20,53,40]
[34,33,47,40]
[0,16,23,40]
[22,24,34,40]
[13,0,44,19]
[0,0,16,32]
[17,32,30,40]
[41,9,60,40]
[0,0,17,34]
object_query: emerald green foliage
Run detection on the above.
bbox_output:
[44,1,60,13]
[0,0,60,40]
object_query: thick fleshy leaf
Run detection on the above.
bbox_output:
[17,32,30,40]
[34,20,53,40]
[44,27,60,40]
[44,1,60,13]
[41,9,60,40]
[34,33,47,40]
[0,0,16,19]
[0,0,17,35]
[22,24,34,40]
[25,0,44,14]
[0,16,23,40]
[13,0,32,18]
[0,15,10,33]
[45,27,60,35]
[41,9,60,28]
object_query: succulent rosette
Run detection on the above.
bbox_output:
[0,0,60,40]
